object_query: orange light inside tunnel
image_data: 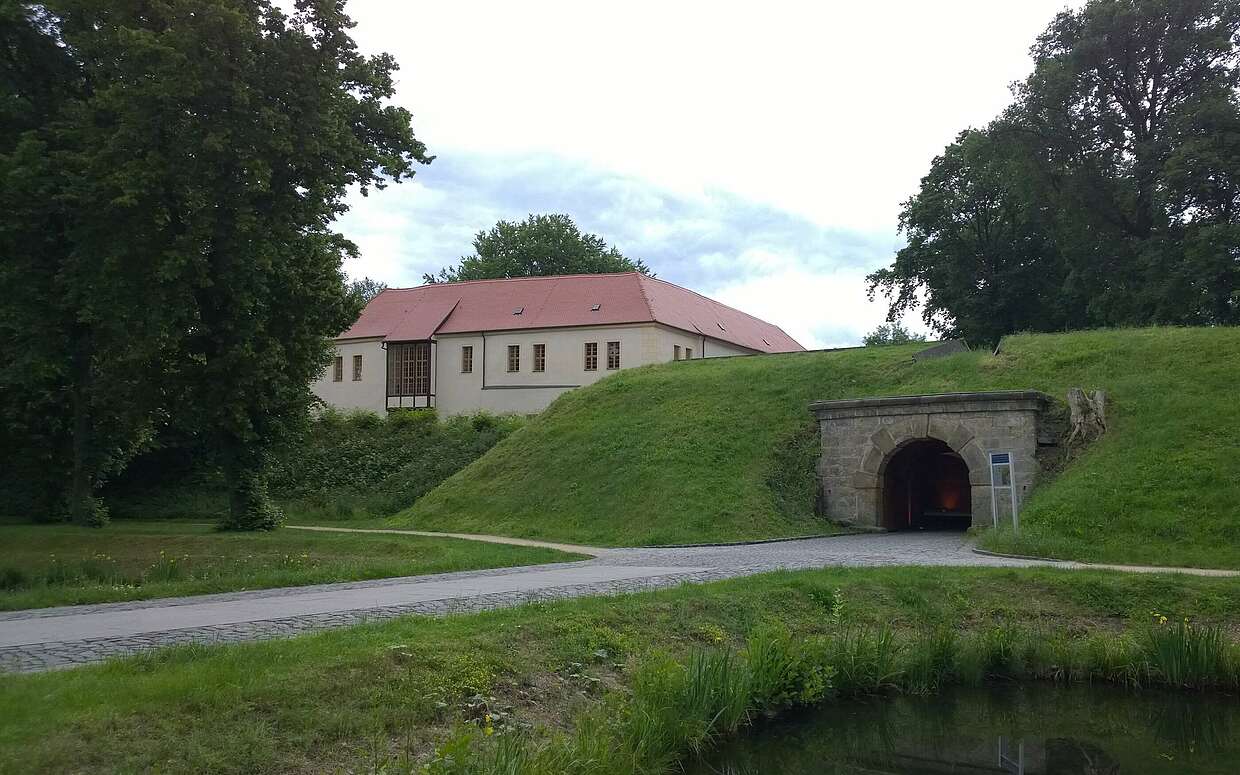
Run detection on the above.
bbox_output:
[938,485,963,511]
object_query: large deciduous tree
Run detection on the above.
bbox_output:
[867,128,1077,345]
[0,0,429,528]
[869,0,1240,344]
[424,213,652,283]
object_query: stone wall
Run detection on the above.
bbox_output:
[810,391,1053,529]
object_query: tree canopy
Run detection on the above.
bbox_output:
[0,0,429,527]
[424,213,652,283]
[862,322,927,347]
[347,277,388,308]
[868,0,1240,345]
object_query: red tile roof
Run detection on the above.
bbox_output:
[338,273,804,354]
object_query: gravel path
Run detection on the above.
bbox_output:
[2,531,1232,674]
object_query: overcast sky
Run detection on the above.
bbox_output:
[336,0,1080,348]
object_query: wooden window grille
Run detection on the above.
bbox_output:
[507,344,520,372]
[461,345,473,374]
[607,341,621,370]
[533,343,546,372]
[584,342,598,371]
[332,356,343,382]
[387,342,431,395]
[352,354,363,381]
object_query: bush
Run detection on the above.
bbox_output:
[105,410,527,522]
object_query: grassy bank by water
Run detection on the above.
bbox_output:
[3,565,1239,773]
[397,327,1240,566]
[0,520,580,610]
[420,616,1240,775]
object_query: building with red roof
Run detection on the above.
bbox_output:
[313,272,804,415]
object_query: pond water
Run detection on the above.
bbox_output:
[687,683,1240,774]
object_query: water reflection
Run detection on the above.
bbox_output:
[688,683,1240,774]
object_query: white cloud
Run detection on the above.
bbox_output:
[331,0,1082,344]
[711,267,930,350]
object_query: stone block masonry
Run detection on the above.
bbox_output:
[810,391,1054,530]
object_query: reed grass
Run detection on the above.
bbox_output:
[418,619,1240,775]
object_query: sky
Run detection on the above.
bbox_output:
[336,0,1081,348]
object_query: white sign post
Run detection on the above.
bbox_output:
[989,451,1019,533]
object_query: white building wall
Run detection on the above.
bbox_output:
[313,325,761,418]
[310,338,386,413]
[655,325,756,360]
[434,324,665,416]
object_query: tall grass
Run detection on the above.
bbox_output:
[1142,619,1232,688]
[415,620,1240,775]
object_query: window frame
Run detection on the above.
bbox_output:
[673,344,681,361]
[584,341,598,371]
[533,343,546,372]
[507,344,520,373]
[332,355,343,382]
[685,347,693,360]
[352,354,363,381]
[606,340,621,370]
[461,345,473,374]
[386,342,431,396]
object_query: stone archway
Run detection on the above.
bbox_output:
[880,438,973,530]
[809,391,1052,530]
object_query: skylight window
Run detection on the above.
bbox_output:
[717,322,726,331]
[512,306,524,315]
[591,304,601,311]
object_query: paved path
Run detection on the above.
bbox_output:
[2,531,1234,674]
[285,524,607,556]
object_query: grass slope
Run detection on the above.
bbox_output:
[2,566,1238,774]
[0,520,581,610]
[398,327,1240,566]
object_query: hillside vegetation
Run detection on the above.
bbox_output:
[397,327,1240,567]
[105,410,524,523]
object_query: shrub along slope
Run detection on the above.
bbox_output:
[106,410,525,522]
[397,327,1240,566]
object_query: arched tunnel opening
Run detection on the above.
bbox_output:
[882,438,972,530]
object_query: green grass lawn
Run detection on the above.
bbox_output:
[395,327,1240,567]
[2,565,1238,774]
[0,520,583,610]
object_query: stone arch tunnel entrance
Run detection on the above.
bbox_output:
[809,391,1053,531]
[881,439,972,530]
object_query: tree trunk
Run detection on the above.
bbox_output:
[1066,387,1107,448]
[219,436,281,531]
[66,329,107,526]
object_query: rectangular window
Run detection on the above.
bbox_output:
[533,343,546,372]
[673,344,681,361]
[461,345,473,374]
[332,355,343,382]
[685,347,693,360]
[584,342,598,371]
[607,341,621,370]
[507,344,520,372]
[387,342,431,395]
[352,354,363,381]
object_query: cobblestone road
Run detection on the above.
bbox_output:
[2,531,1229,673]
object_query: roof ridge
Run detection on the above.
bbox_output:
[632,272,656,322]
[383,272,641,291]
